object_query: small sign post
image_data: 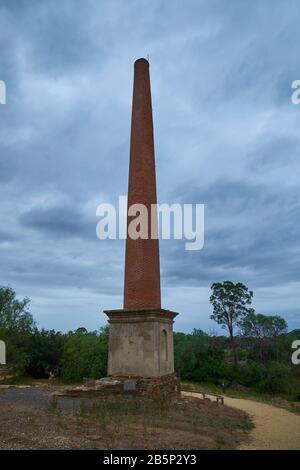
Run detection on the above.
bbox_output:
[0,340,6,365]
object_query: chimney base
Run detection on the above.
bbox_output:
[104,309,178,378]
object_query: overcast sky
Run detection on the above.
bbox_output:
[0,0,299,333]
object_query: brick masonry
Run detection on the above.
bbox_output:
[124,58,161,310]
[103,59,179,388]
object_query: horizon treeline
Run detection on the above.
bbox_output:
[0,285,299,399]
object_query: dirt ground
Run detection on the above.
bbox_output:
[0,385,252,450]
[184,391,300,450]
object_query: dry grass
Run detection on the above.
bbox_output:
[0,386,253,450]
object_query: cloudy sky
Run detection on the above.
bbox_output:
[0,0,299,333]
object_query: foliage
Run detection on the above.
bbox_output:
[241,312,287,340]
[210,281,253,331]
[257,362,291,394]
[0,284,297,399]
[210,281,253,365]
[61,326,108,381]
[26,329,66,378]
[240,361,267,387]
[174,329,238,385]
[241,312,288,362]
[0,286,35,374]
[0,286,34,333]
[174,329,209,379]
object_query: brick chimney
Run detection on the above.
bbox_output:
[104,59,178,382]
[124,58,161,310]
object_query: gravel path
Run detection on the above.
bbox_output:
[184,392,300,450]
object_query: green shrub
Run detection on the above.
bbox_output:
[195,348,233,385]
[62,327,108,382]
[26,329,65,378]
[257,362,291,394]
[240,361,266,387]
[6,344,30,375]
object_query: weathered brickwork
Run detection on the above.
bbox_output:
[124,58,161,310]
[103,59,179,389]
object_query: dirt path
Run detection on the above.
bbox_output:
[183,392,300,450]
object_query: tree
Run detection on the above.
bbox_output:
[241,312,287,362]
[267,315,288,361]
[0,286,35,373]
[241,312,270,361]
[210,281,253,366]
[0,286,34,333]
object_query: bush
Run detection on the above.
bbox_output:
[174,329,235,385]
[194,348,232,385]
[257,362,291,394]
[240,361,266,387]
[174,329,209,380]
[26,329,65,378]
[62,327,108,382]
[5,344,30,375]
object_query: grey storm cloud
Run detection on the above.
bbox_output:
[0,0,299,332]
[164,179,300,285]
[20,202,93,238]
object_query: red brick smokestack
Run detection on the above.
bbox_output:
[123,58,161,309]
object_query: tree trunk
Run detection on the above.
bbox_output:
[229,329,238,366]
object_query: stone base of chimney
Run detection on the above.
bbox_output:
[104,309,178,378]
